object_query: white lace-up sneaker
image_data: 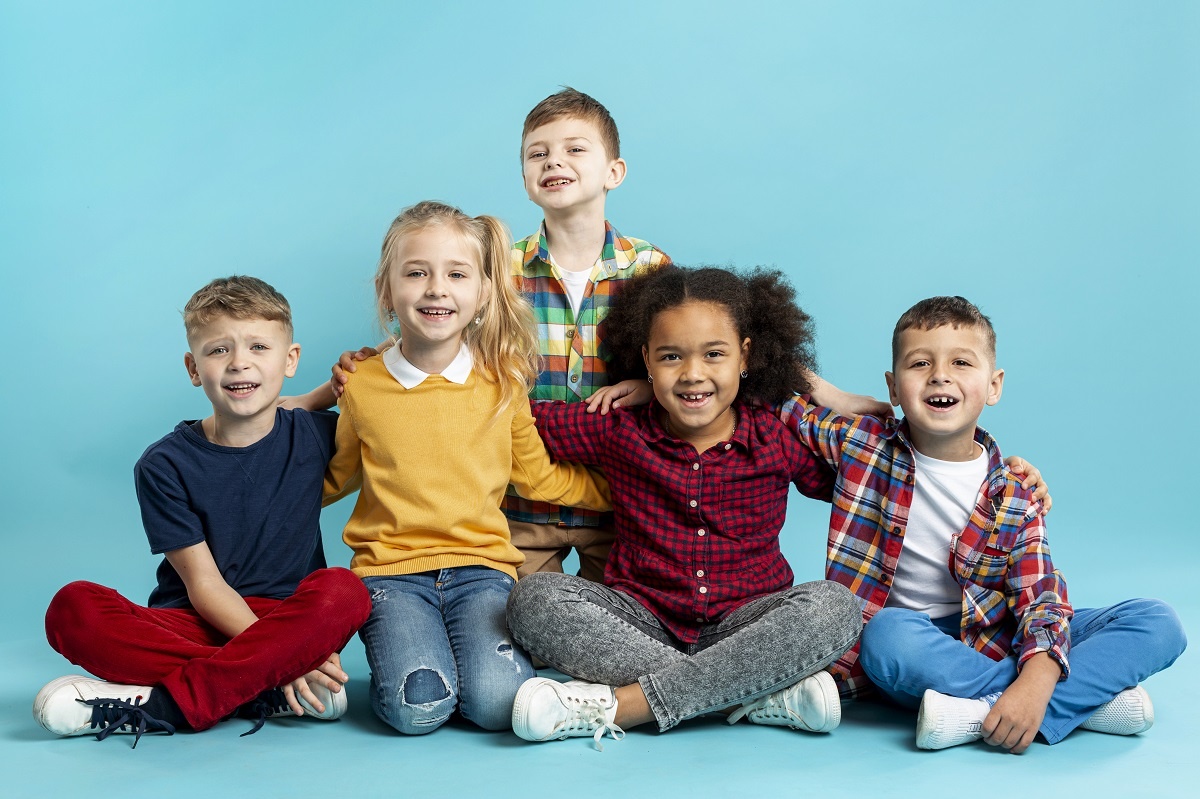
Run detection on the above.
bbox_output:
[512,677,624,750]
[915,689,998,750]
[1080,686,1154,735]
[728,670,842,733]
[33,675,176,748]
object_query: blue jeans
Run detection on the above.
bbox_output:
[359,567,535,734]
[858,599,1186,744]
[507,573,862,731]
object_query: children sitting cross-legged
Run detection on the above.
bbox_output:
[781,296,1186,753]
[504,265,863,749]
[35,276,372,746]
[321,201,611,735]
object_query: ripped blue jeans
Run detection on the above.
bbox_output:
[360,567,534,734]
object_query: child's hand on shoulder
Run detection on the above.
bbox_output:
[331,346,382,398]
[283,652,349,715]
[982,653,1060,754]
[807,375,893,419]
[1005,456,1052,513]
[585,379,653,414]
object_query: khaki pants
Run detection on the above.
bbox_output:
[508,520,615,583]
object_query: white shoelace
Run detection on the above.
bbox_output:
[561,699,625,751]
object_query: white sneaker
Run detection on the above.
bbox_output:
[1081,686,1154,735]
[33,675,176,747]
[916,689,992,750]
[728,670,842,733]
[511,677,624,750]
[239,684,347,736]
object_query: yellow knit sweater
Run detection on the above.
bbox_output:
[323,355,610,579]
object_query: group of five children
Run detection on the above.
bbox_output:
[33,89,1184,753]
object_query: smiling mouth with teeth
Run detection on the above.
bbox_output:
[679,392,712,402]
[420,309,454,317]
[925,396,958,408]
[225,383,259,395]
[542,178,572,187]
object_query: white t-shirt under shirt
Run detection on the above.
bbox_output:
[558,267,591,315]
[885,445,989,618]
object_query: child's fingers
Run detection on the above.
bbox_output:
[294,677,326,714]
[282,683,306,716]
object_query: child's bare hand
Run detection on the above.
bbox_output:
[981,655,1058,754]
[331,347,379,398]
[810,380,893,419]
[1005,456,1052,513]
[282,653,348,716]
[585,380,653,414]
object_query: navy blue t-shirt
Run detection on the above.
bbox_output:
[135,408,339,609]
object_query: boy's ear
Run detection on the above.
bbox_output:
[986,368,1005,406]
[184,353,202,387]
[605,158,627,191]
[285,343,301,379]
[884,371,901,407]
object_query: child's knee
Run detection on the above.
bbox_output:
[1131,598,1187,665]
[44,581,106,650]
[306,568,372,626]
[505,572,561,638]
[373,666,456,735]
[859,608,916,679]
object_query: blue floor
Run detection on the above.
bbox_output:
[5,608,1193,799]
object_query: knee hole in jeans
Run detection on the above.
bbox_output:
[402,668,451,706]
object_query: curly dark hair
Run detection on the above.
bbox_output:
[601,265,817,406]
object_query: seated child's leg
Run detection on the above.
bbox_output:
[360,572,461,735]
[1039,598,1186,744]
[45,581,228,687]
[440,566,536,731]
[859,607,1017,708]
[506,572,687,686]
[641,580,860,731]
[159,567,370,730]
[509,521,569,578]
[569,523,615,584]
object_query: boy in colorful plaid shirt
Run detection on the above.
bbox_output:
[779,296,1185,753]
[506,88,888,582]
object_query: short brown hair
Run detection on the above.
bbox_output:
[183,275,293,341]
[521,87,620,161]
[892,296,996,365]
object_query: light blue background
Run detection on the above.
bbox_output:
[2,2,1196,797]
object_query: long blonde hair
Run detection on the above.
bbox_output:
[374,201,539,414]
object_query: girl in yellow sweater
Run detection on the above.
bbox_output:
[323,201,609,734]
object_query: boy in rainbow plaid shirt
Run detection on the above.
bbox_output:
[780,296,1185,753]
[505,88,889,582]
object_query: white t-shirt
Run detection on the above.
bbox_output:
[885,446,989,619]
[558,267,591,316]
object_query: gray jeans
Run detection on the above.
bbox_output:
[506,573,861,731]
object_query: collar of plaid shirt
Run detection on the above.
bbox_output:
[518,220,640,280]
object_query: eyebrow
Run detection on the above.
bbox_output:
[653,340,730,352]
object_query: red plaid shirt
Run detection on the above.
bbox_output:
[532,399,835,644]
[778,397,1071,698]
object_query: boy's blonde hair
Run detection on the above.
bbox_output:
[374,201,539,414]
[183,275,293,341]
[521,87,620,161]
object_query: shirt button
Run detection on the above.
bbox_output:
[689,500,697,508]
[566,329,575,338]
[724,443,731,451]
[570,374,579,383]
[697,529,706,536]
[696,616,704,622]
[696,569,704,577]
[692,462,700,471]
[699,586,708,594]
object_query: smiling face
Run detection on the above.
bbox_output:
[642,300,749,453]
[384,223,488,373]
[184,315,299,430]
[886,324,1004,461]
[521,116,626,218]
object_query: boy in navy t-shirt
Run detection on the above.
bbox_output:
[34,276,371,746]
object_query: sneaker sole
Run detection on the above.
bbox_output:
[33,674,94,735]
[511,678,551,742]
[810,670,841,732]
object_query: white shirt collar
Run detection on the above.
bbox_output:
[383,343,473,389]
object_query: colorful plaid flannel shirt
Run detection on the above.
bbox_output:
[777,397,1071,699]
[531,399,835,644]
[501,221,670,526]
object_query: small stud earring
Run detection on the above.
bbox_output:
[740,370,748,378]
[474,315,482,325]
